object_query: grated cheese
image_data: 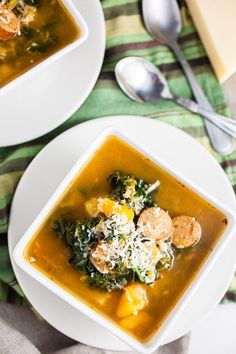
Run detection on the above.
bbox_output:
[91,212,172,284]
[16,2,36,26]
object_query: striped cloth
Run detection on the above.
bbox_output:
[0,0,236,305]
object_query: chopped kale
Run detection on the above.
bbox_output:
[23,0,41,7]
[109,171,158,215]
[88,271,128,292]
[53,218,131,291]
[87,261,129,292]
[133,267,146,282]
[22,27,37,39]
[52,173,176,292]
[53,219,76,244]
[109,171,136,200]
[53,218,100,272]
[26,37,57,54]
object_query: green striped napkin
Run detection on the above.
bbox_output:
[0,0,236,305]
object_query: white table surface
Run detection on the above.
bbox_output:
[223,74,236,117]
[189,304,236,354]
[189,74,236,354]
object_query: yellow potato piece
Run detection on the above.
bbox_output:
[116,284,148,318]
[84,198,99,217]
[84,197,134,221]
[120,312,152,331]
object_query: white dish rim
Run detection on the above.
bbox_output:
[13,126,236,353]
[0,0,88,95]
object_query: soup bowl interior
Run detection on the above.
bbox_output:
[0,0,88,95]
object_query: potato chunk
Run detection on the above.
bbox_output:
[116,284,148,318]
[85,197,134,221]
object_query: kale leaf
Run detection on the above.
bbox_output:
[26,37,57,54]
[52,172,162,292]
[22,27,37,39]
[53,218,133,291]
[23,0,41,7]
[87,264,128,292]
[109,171,156,215]
[86,259,132,292]
[53,218,100,272]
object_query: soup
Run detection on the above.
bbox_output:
[0,0,79,88]
[24,136,227,342]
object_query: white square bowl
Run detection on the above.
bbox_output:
[13,127,236,354]
[0,0,88,95]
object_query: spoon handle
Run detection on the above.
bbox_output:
[170,41,233,154]
[173,96,236,139]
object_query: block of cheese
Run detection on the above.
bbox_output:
[186,0,236,82]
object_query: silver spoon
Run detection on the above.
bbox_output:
[115,57,236,139]
[142,0,234,155]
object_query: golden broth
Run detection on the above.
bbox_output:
[0,0,79,88]
[24,136,227,342]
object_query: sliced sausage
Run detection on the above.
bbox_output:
[138,207,172,241]
[0,4,20,41]
[90,241,113,274]
[172,215,201,249]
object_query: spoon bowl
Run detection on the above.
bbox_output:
[115,57,172,103]
[115,57,236,139]
[142,0,233,154]
[143,0,181,44]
